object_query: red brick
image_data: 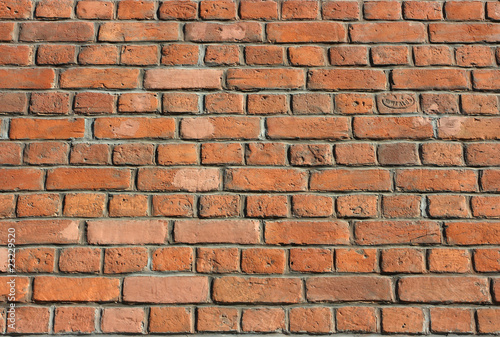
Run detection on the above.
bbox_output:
[247,94,287,115]
[17,193,60,217]
[428,194,469,218]
[428,248,472,273]
[0,92,27,114]
[246,195,288,218]
[364,1,401,20]
[290,307,332,333]
[33,276,120,302]
[421,93,459,114]
[382,307,425,334]
[74,92,115,114]
[79,45,119,65]
[265,220,349,245]
[0,22,14,42]
[118,93,158,113]
[54,307,96,334]
[381,248,425,273]
[159,1,197,20]
[267,117,350,140]
[46,167,131,190]
[335,93,375,114]
[246,143,287,165]
[108,194,149,217]
[185,22,262,42]
[477,309,500,333]
[16,247,55,273]
[246,45,283,65]
[225,168,307,192]
[446,221,500,245]
[392,69,468,90]
[337,307,377,333]
[421,142,463,166]
[201,143,243,165]
[145,69,222,90]
[30,92,70,115]
[322,1,360,20]
[60,68,140,89]
[174,219,260,244]
[456,45,495,67]
[138,167,220,192]
[161,44,198,65]
[474,249,500,272]
[371,45,409,65]
[240,0,278,20]
[104,247,148,274]
[430,308,474,333]
[288,46,326,66]
[117,0,155,19]
[310,169,391,192]
[0,0,32,18]
[99,22,179,41]
[199,194,240,218]
[35,0,73,18]
[461,94,499,115]
[329,45,368,66]
[242,308,285,332]
[429,23,500,43]
[336,248,377,273]
[20,22,94,42]
[398,276,490,303]
[0,45,32,66]
[445,1,484,20]
[123,276,208,303]
[200,0,237,20]
[205,45,240,65]
[101,308,144,333]
[152,247,193,272]
[335,143,376,165]
[487,1,500,20]
[308,68,386,90]
[24,141,69,164]
[152,194,194,217]
[355,220,441,245]
[95,117,175,139]
[289,248,333,273]
[438,117,500,140]
[0,194,15,218]
[472,196,500,218]
[7,307,49,334]
[413,45,453,66]
[403,1,443,20]
[0,68,55,89]
[37,44,75,65]
[227,68,304,90]
[292,194,333,217]
[158,144,197,166]
[70,144,109,165]
[282,0,319,19]
[213,277,302,303]
[0,220,78,246]
[0,168,43,191]
[241,248,285,274]
[76,1,114,19]
[87,220,167,244]
[382,195,421,218]
[198,307,239,332]
[196,247,239,273]
[350,22,425,43]
[0,276,30,302]
[149,307,192,333]
[267,22,346,43]
[337,194,378,218]
[113,143,154,166]
[121,45,158,65]
[205,93,244,114]
[292,93,331,114]
[306,276,393,302]
[59,247,101,273]
[378,142,419,165]
[396,168,478,192]
[163,93,199,113]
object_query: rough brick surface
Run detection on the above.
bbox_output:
[0,0,498,334]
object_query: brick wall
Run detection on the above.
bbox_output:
[0,0,499,334]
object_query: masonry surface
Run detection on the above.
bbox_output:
[0,0,499,335]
